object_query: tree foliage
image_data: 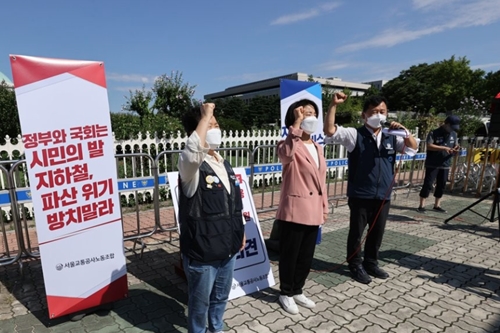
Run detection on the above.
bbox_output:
[120,71,195,137]
[110,112,182,140]
[381,56,485,114]
[152,71,196,118]
[453,96,485,137]
[123,85,153,124]
[212,97,248,122]
[481,70,500,104]
[0,81,20,144]
[322,87,363,127]
[124,70,197,120]
[247,95,280,128]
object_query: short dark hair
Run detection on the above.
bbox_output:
[284,99,319,128]
[363,95,388,113]
[181,106,202,135]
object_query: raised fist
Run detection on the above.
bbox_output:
[294,106,305,122]
[200,103,215,119]
[332,92,347,105]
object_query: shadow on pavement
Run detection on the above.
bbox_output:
[0,248,189,332]
[123,248,188,332]
[439,221,500,239]
[380,249,500,302]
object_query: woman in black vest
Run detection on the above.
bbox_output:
[178,103,246,333]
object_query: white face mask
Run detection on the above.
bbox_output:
[365,114,386,129]
[300,116,318,135]
[206,128,222,149]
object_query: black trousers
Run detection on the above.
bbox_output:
[419,167,449,199]
[278,220,318,296]
[347,198,390,267]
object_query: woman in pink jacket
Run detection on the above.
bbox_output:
[276,99,328,315]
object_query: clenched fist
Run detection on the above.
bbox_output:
[331,92,347,105]
[200,103,215,119]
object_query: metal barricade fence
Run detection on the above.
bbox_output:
[153,149,182,236]
[115,153,159,255]
[0,161,24,267]
[250,144,280,214]
[9,160,39,259]
[3,140,499,268]
[323,143,348,203]
[450,137,498,195]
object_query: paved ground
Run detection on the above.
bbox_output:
[2,187,500,333]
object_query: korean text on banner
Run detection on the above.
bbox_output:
[167,168,275,300]
[9,55,127,319]
[280,79,324,144]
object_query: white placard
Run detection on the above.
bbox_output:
[10,55,127,318]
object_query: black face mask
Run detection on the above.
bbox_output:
[443,124,452,133]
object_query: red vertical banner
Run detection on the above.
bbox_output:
[10,55,127,318]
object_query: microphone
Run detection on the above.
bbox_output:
[380,120,404,130]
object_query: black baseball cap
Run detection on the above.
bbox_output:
[445,115,460,131]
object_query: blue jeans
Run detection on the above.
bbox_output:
[183,254,236,333]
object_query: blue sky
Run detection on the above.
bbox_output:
[1,0,499,112]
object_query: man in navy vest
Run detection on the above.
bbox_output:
[324,95,418,284]
[178,103,246,333]
[417,115,460,213]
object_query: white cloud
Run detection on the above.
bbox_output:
[271,2,341,25]
[336,0,500,53]
[107,73,158,83]
[412,0,458,10]
[336,26,443,53]
[471,62,500,70]
[316,60,358,72]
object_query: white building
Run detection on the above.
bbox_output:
[362,79,388,90]
[204,72,371,103]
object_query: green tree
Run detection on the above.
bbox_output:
[432,56,484,113]
[322,88,362,127]
[381,56,485,114]
[452,96,485,137]
[217,117,246,132]
[212,97,249,121]
[247,95,280,128]
[381,62,436,112]
[123,85,153,125]
[481,70,500,104]
[363,85,381,101]
[0,81,20,144]
[152,71,196,118]
[110,112,182,140]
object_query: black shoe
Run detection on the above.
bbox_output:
[349,264,372,284]
[417,206,426,213]
[363,264,389,279]
[433,206,447,213]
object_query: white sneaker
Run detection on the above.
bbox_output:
[293,294,316,309]
[279,295,299,314]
